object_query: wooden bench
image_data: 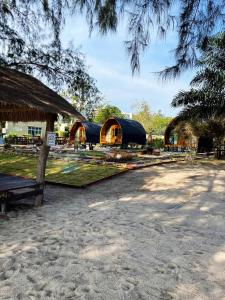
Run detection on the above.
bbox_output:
[0,173,43,218]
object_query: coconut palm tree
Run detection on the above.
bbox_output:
[171,33,225,158]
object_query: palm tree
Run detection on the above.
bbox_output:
[171,33,225,158]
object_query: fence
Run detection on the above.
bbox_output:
[165,144,225,157]
[4,136,69,146]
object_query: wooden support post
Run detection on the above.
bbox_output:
[1,201,6,214]
[0,192,8,219]
[35,115,55,206]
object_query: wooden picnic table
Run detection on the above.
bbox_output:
[0,173,43,217]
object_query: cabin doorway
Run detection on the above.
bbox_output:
[75,126,86,144]
[198,136,213,153]
[105,125,122,144]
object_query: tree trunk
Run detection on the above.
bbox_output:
[214,147,221,159]
[214,137,223,160]
[35,116,55,206]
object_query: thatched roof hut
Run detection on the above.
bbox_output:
[70,121,101,144]
[100,117,146,146]
[0,67,83,206]
[164,117,184,146]
[164,117,213,152]
[0,67,83,122]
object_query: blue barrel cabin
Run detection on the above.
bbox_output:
[69,121,101,146]
[100,117,146,147]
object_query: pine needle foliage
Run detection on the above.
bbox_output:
[1,1,224,79]
[0,1,102,112]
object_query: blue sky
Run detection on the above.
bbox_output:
[62,15,196,117]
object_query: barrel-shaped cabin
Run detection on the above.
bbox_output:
[164,117,213,152]
[70,121,101,145]
[100,117,146,146]
[164,118,192,150]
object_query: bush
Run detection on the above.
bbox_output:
[57,130,65,137]
[3,143,12,150]
[57,126,70,138]
[151,138,164,149]
[4,133,18,144]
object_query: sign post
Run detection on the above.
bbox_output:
[47,132,56,147]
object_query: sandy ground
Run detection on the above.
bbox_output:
[0,162,225,300]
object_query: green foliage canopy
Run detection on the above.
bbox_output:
[75,0,224,77]
[172,33,225,121]
[0,0,102,117]
[132,101,153,133]
[63,73,103,121]
[132,101,172,134]
[94,105,124,124]
[1,1,224,79]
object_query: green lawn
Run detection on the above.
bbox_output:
[76,150,106,158]
[0,153,126,187]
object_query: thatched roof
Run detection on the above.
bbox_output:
[0,67,83,122]
[164,117,182,144]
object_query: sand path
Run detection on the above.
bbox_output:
[0,162,225,299]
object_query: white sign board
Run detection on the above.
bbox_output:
[47,132,56,147]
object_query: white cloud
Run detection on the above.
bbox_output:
[86,56,194,115]
[62,14,197,116]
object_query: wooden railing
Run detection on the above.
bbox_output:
[5,136,43,145]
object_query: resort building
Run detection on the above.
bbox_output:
[2,121,46,138]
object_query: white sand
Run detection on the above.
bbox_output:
[0,162,225,300]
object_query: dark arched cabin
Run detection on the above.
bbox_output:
[70,121,101,145]
[100,117,146,146]
[164,118,213,152]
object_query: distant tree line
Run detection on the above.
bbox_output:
[132,101,172,135]
[93,101,172,136]
[93,105,124,123]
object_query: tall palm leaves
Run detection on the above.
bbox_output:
[172,88,225,120]
[171,32,225,158]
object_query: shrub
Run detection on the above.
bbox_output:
[152,138,164,149]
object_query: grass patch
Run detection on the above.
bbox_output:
[76,150,105,158]
[0,153,126,187]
